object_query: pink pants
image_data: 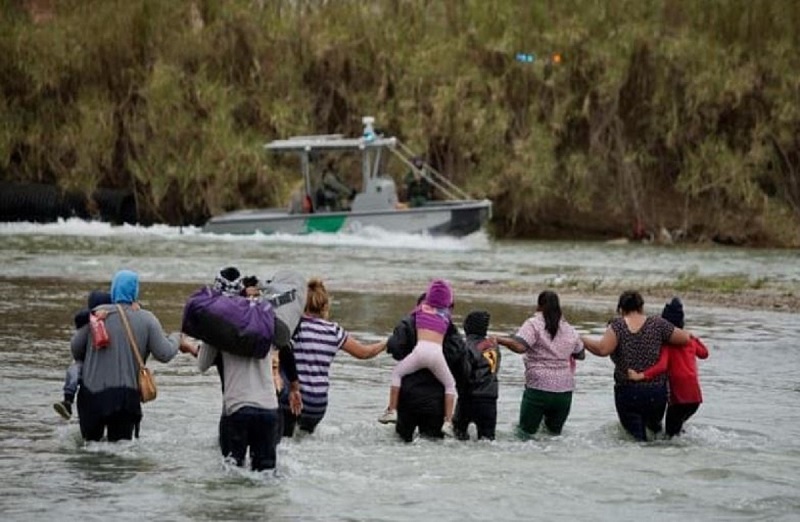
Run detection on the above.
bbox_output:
[391,340,456,395]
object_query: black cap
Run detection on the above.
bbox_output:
[463,310,490,337]
[661,297,685,328]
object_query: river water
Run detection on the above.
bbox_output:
[1,220,798,521]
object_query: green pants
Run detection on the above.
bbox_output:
[517,388,573,437]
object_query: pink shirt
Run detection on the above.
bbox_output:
[515,313,584,392]
[413,304,450,335]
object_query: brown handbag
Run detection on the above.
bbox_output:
[116,304,158,403]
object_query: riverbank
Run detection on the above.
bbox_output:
[354,278,800,315]
[458,280,800,314]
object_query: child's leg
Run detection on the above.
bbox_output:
[387,385,400,411]
[63,361,83,402]
[387,348,429,411]
[415,341,457,421]
[665,403,700,437]
[443,393,455,423]
[452,398,471,440]
[474,398,498,440]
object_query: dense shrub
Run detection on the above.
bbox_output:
[1,0,798,245]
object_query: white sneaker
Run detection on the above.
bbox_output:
[378,409,397,424]
[442,421,455,438]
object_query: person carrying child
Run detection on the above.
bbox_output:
[53,289,113,420]
[379,279,458,436]
[628,297,709,437]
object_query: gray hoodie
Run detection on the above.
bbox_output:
[71,303,180,393]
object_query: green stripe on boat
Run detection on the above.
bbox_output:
[305,215,346,233]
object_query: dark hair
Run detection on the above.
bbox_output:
[537,290,562,339]
[617,290,644,314]
[242,275,259,288]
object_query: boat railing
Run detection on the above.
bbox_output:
[286,134,345,142]
[393,140,473,201]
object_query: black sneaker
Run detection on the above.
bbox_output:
[53,401,72,420]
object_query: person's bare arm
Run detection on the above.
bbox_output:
[495,335,528,354]
[582,327,618,357]
[341,336,386,359]
[668,326,691,346]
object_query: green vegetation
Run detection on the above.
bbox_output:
[670,270,768,293]
[2,0,799,246]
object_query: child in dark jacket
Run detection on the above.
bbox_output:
[628,297,709,437]
[53,290,112,420]
[453,310,502,440]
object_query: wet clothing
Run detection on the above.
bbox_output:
[607,316,675,441]
[198,343,279,470]
[453,335,502,440]
[518,388,573,436]
[453,397,497,440]
[283,315,348,435]
[514,313,583,436]
[665,403,700,437]
[642,336,709,437]
[71,304,181,441]
[387,313,468,442]
[219,407,280,471]
[614,383,667,441]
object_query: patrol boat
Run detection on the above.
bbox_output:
[203,117,492,236]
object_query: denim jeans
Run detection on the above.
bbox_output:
[219,407,280,471]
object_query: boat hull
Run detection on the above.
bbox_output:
[203,199,491,237]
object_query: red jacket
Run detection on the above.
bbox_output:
[643,337,709,404]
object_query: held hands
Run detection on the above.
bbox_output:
[289,381,302,416]
[627,368,645,381]
[179,335,199,357]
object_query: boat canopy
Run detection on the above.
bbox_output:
[263,117,471,202]
[264,135,397,152]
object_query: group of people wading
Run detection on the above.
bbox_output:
[57,269,709,472]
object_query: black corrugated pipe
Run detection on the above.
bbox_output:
[91,189,138,224]
[0,182,137,224]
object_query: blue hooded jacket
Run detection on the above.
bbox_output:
[111,270,139,304]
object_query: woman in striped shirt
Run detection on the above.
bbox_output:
[283,278,386,437]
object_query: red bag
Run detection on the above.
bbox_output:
[90,313,110,349]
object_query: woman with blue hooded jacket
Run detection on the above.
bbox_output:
[71,269,195,442]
